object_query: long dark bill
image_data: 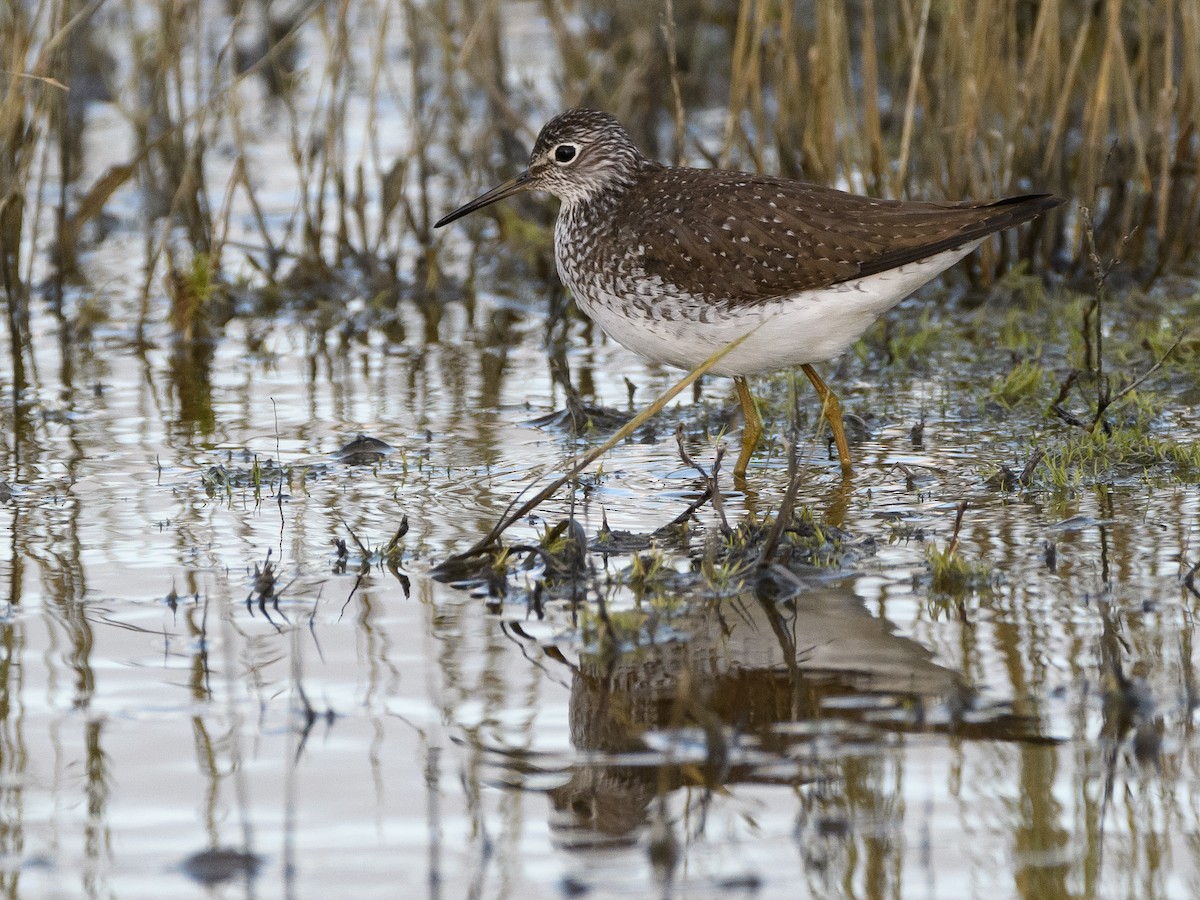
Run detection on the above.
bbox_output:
[434,170,532,228]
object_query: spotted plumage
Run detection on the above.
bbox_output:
[436,108,1062,476]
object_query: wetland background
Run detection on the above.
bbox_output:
[4,0,1200,897]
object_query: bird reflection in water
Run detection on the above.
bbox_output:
[504,580,1047,850]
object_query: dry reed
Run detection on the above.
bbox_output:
[2,0,1199,339]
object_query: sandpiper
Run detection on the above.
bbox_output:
[435,109,1060,477]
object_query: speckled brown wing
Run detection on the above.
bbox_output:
[613,166,1060,302]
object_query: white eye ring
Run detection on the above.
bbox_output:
[553,144,579,165]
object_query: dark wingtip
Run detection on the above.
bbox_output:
[847,192,1065,282]
[990,193,1066,215]
[967,193,1064,234]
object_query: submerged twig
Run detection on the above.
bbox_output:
[757,437,804,566]
[1103,332,1190,410]
[675,423,729,534]
[1183,560,1200,600]
[947,500,969,557]
[438,326,761,567]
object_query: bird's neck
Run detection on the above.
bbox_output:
[559,156,657,221]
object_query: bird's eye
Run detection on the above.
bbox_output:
[554,144,577,164]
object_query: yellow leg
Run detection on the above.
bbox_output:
[733,376,761,478]
[801,364,853,476]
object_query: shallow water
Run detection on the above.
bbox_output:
[5,262,1200,898]
[4,7,1200,900]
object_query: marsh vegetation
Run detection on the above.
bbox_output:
[2,1,1200,896]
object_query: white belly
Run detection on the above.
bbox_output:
[559,242,981,377]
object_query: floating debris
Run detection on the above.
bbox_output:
[335,433,394,465]
[181,848,263,886]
